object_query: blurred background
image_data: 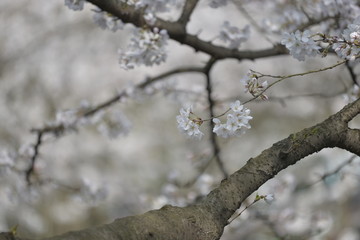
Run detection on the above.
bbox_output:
[0,1,360,239]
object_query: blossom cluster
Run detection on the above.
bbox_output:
[176,101,252,139]
[176,106,204,140]
[212,100,252,138]
[281,30,321,61]
[240,71,268,100]
[134,0,184,25]
[332,17,360,61]
[219,21,250,49]
[302,0,360,31]
[92,8,124,32]
[119,28,169,70]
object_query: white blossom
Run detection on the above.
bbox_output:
[219,21,250,49]
[135,0,184,25]
[119,28,169,69]
[333,17,360,61]
[230,100,244,112]
[64,0,85,11]
[240,71,268,100]
[213,100,252,138]
[176,107,204,140]
[143,12,157,26]
[213,118,232,138]
[281,30,321,61]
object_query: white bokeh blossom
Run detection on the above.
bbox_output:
[343,84,360,103]
[64,0,85,11]
[97,110,132,139]
[135,0,184,25]
[75,178,108,205]
[281,30,321,61]
[53,101,93,129]
[119,28,169,70]
[92,9,124,32]
[219,21,250,49]
[261,4,308,33]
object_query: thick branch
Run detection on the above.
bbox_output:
[5,98,360,239]
[339,128,360,155]
[178,0,199,25]
[86,0,288,60]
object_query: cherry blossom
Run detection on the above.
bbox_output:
[213,100,252,138]
[119,28,169,69]
[281,30,321,61]
[176,107,204,140]
[240,71,268,100]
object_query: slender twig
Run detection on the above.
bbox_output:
[200,60,347,123]
[255,212,288,240]
[231,1,275,45]
[217,90,347,106]
[244,59,347,104]
[31,66,204,135]
[204,57,228,179]
[174,155,215,188]
[297,155,358,190]
[25,132,43,184]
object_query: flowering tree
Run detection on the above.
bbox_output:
[1,0,360,239]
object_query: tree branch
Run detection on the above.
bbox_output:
[31,66,203,135]
[86,0,288,60]
[178,0,199,25]
[25,132,43,184]
[204,58,228,178]
[5,98,360,240]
